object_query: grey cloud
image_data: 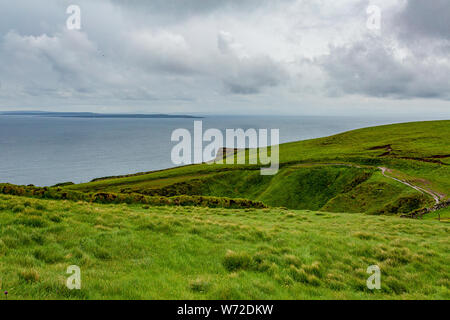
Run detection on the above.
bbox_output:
[216,31,287,95]
[0,30,108,97]
[125,30,197,75]
[0,1,64,36]
[318,0,450,101]
[320,36,450,100]
[110,0,293,20]
[397,0,450,40]
[222,56,287,95]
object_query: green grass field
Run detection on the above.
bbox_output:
[0,120,449,299]
[0,194,448,300]
[423,207,450,222]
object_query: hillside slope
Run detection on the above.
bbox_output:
[0,194,448,299]
[64,121,450,215]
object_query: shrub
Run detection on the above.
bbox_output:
[0,183,267,209]
[376,194,429,215]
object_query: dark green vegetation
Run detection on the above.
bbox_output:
[63,121,450,216]
[0,194,448,299]
[0,183,266,210]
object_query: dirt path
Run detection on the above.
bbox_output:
[290,162,442,205]
[378,167,440,205]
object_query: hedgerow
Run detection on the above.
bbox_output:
[0,183,266,209]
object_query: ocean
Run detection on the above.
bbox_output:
[0,114,444,186]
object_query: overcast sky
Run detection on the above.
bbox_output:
[0,0,449,116]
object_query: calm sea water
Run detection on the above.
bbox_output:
[0,115,444,186]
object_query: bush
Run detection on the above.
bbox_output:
[375,194,429,215]
[0,183,267,209]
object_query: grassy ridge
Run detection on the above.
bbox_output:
[0,194,448,299]
[63,121,449,214]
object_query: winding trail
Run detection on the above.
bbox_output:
[291,162,441,205]
[378,167,440,205]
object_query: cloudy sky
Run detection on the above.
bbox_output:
[0,0,449,116]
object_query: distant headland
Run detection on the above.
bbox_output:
[0,111,203,119]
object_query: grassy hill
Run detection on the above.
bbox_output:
[62,120,450,216]
[0,194,448,299]
[0,120,448,300]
